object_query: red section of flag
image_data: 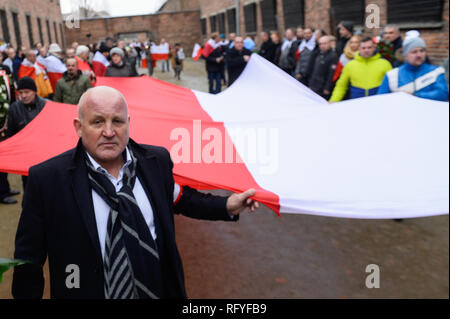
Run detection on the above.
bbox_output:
[92,61,107,77]
[151,53,169,61]
[333,61,343,82]
[202,42,215,58]
[193,47,203,61]
[18,65,36,79]
[0,76,280,215]
[47,72,63,91]
[75,56,92,73]
[296,49,301,62]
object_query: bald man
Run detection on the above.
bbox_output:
[12,86,258,299]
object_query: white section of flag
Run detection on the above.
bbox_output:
[93,51,110,67]
[192,43,201,58]
[151,43,170,54]
[43,55,67,73]
[194,54,449,219]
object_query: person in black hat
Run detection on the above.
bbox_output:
[6,76,47,189]
[105,37,115,50]
[97,42,111,60]
[336,21,354,57]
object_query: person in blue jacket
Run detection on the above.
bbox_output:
[377,36,448,101]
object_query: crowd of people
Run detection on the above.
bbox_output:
[1,21,449,204]
[0,36,184,204]
[200,22,449,102]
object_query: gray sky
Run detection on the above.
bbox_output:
[60,0,167,17]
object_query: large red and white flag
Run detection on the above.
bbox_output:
[0,55,448,219]
[192,43,203,61]
[202,39,217,58]
[151,43,170,61]
[17,59,53,98]
[92,51,110,77]
[43,55,67,91]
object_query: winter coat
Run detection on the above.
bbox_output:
[226,47,252,85]
[259,39,277,63]
[336,36,350,57]
[205,47,224,73]
[308,49,338,96]
[6,95,46,138]
[329,52,392,102]
[377,62,448,101]
[273,43,282,67]
[53,70,93,105]
[294,47,314,82]
[105,61,137,77]
[286,40,302,72]
[171,48,184,71]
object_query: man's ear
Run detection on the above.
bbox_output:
[73,118,82,138]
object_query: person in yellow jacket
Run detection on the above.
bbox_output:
[329,37,392,102]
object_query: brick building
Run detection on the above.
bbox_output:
[158,0,200,12]
[0,0,65,49]
[4,0,446,63]
[199,0,449,64]
[63,0,202,55]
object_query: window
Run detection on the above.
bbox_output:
[218,12,225,34]
[387,0,444,24]
[261,0,278,31]
[37,18,44,44]
[210,15,217,33]
[201,18,207,36]
[12,12,21,48]
[244,2,257,33]
[53,21,58,44]
[46,19,52,43]
[283,0,305,29]
[59,23,65,47]
[26,15,34,47]
[330,0,364,26]
[0,10,10,43]
[227,8,237,34]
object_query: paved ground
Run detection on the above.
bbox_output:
[0,58,448,299]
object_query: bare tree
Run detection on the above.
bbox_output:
[71,0,110,18]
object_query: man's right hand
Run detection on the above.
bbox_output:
[216,57,224,63]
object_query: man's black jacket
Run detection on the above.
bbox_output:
[6,95,46,138]
[226,47,252,85]
[12,139,238,299]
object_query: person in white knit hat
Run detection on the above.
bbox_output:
[377,35,448,101]
[43,43,67,91]
[104,47,137,77]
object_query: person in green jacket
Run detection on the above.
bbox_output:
[329,37,392,102]
[54,58,93,105]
